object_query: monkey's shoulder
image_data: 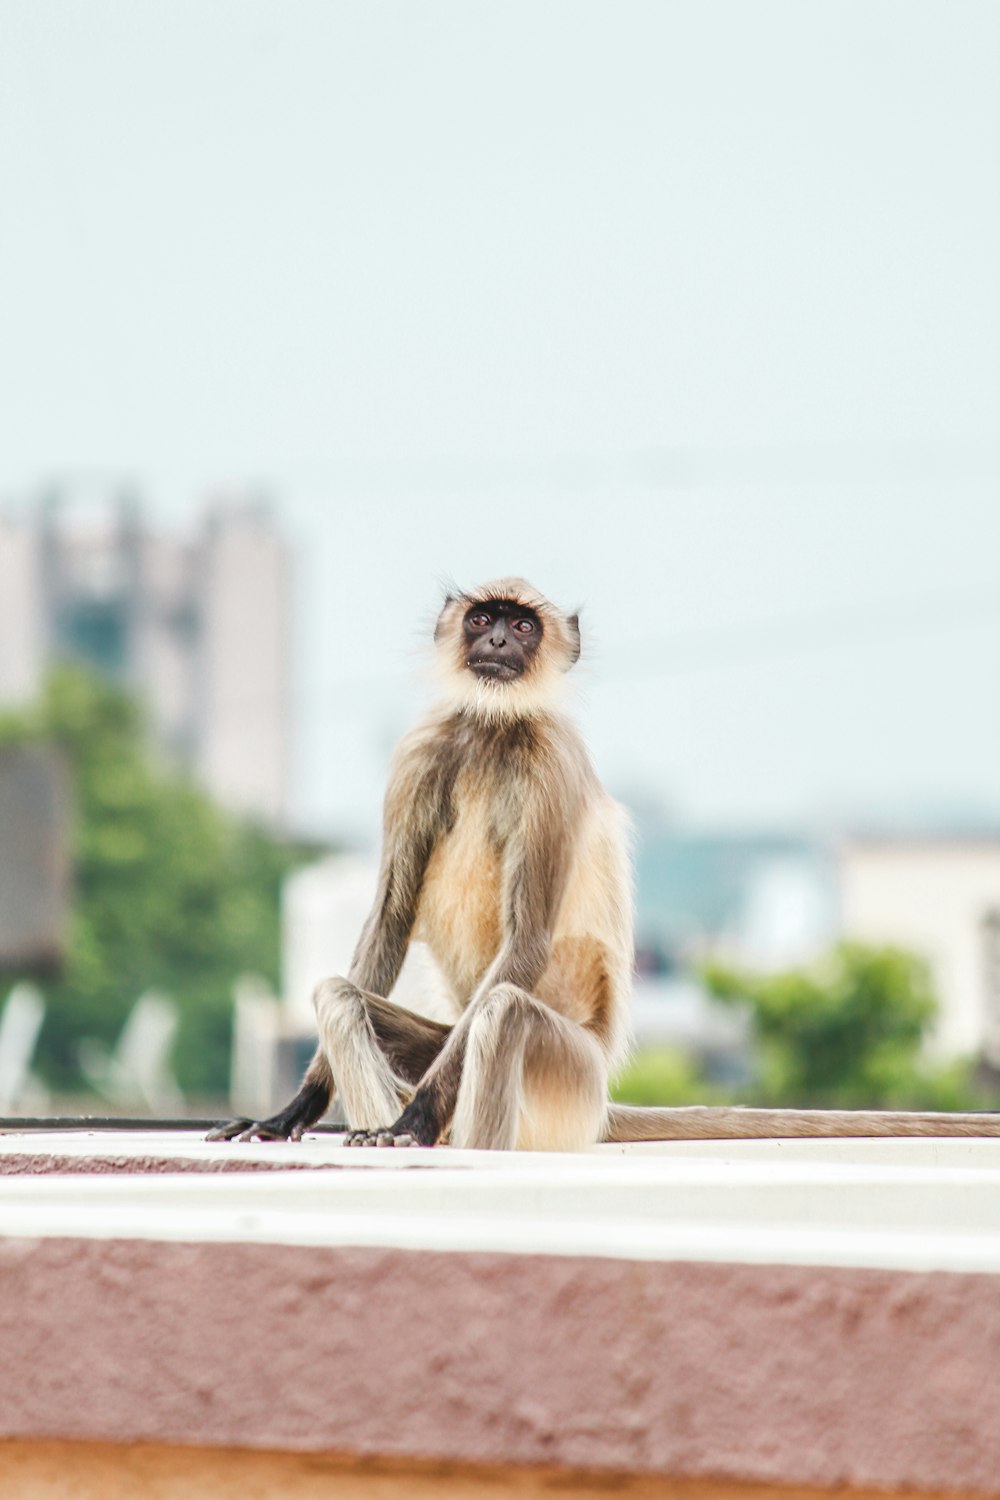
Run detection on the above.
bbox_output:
[392,710,593,803]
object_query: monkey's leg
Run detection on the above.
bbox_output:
[451,984,607,1151]
[314,976,452,1136]
[206,1049,335,1142]
[353,983,608,1151]
[208,984,450,1144]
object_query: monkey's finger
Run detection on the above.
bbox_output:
[236,1122,288,1143]
[206,1119,253,1142]
[376,1132,394,1147]
[394,1134,414,1147]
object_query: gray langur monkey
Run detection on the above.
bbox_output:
[210,579,1000,1149]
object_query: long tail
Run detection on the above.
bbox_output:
[602,1103,1000,1142]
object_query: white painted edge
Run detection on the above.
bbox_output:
[3,1131,1000,1274]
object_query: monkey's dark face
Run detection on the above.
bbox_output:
[463,601,543,684]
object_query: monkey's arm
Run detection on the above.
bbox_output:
[209,751,442,1143]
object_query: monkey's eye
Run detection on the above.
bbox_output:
[513,618,535,634]
[468,612,491,629]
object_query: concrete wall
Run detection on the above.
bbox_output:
[3,1130,1000,1497]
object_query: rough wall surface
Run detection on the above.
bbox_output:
[0,1237,997,1495]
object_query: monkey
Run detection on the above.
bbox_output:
[209,578,1000,1149]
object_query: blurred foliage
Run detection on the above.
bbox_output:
[613,943,990,1111]
[611,1046,724,1107]
[0,667,311,1096]
[702,942,990,1111]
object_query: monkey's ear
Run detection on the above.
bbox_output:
[565,612,581,667]
[434,593,457,643]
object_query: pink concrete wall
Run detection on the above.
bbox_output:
[1,1238,997,1495]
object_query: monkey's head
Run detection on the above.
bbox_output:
[434,578,581,720]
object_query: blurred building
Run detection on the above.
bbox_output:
[0,488,290,826]
[635,829,837,972]
[629,829,836,1084]
[840,837,1000,1064]
[0,744,71,971]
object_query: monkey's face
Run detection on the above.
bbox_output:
[434,579,580,720]
[463,601,543,684]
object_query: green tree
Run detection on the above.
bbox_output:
[0,667,309,1096]
[611,1046,721,1107]
[703,942,985,1110]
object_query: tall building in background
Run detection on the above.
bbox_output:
[0,486,290,828]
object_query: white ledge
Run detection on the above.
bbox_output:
[2,1129,1000,1273]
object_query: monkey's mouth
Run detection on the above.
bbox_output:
[468,658,522,683]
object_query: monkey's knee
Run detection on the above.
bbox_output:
[313,975,373,1086]
[472,983,534,1035]
[312,973,356,1018]
[312,975,364,1047]
[462,984,537,1067]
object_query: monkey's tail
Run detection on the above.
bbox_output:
[601,1103,1000,1142]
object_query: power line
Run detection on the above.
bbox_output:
[598,586,1000,683]
[301,584,1000,721]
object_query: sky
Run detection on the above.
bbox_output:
[1,1,999,842]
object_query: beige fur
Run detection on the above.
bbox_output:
[602,1104,1000,1141]
[413,776,505,1002]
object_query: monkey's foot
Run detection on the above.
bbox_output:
[207,1078,332,1143]
[343,1128,417,1148]
[344,1090,443,1147]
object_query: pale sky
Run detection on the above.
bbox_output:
[1,1,999,842]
